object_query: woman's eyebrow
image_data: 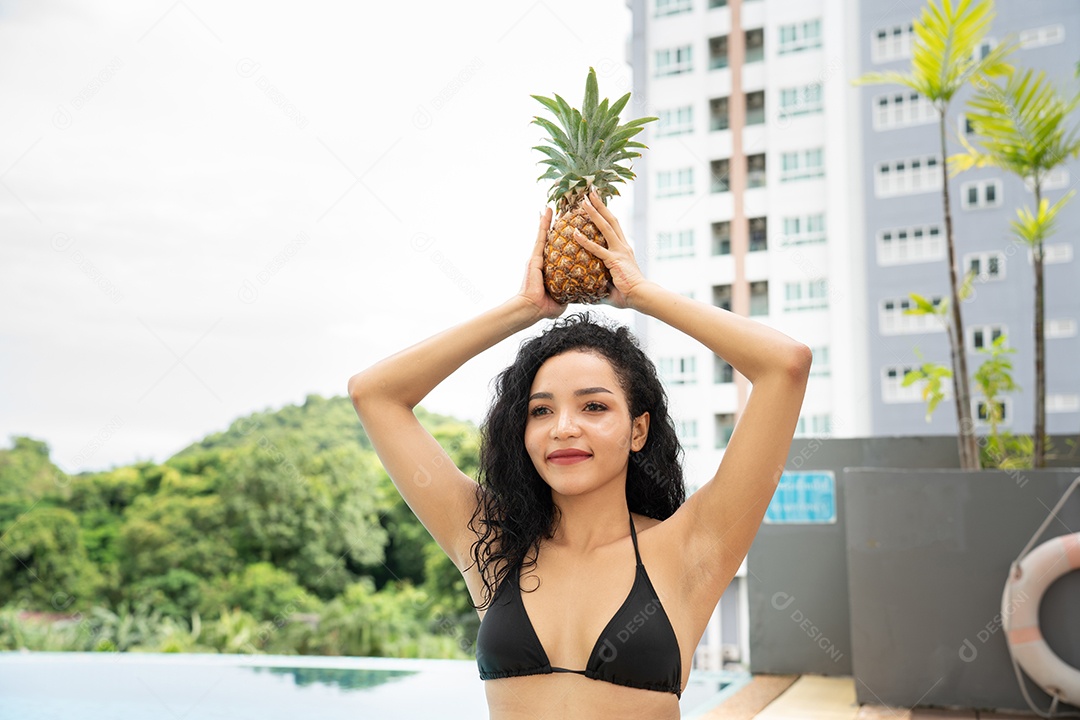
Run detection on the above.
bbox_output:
[576,386,613,396]
[528,387,613,401]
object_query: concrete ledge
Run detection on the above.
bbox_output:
[753,675,859,719]
[700,674,799,719]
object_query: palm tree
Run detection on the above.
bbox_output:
[951,68,1080,466]
[855,0,1013,469]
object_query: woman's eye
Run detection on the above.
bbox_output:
[529,406,550,417]
[585,402,607,412]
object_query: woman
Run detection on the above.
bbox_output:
[349,190,811,719]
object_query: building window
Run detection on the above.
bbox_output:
[965,251,1006,281]
[877,224,944,265]
[879,296,945,335]
[1038,243,1073,265]
[711,158,731,193]
[1019,24,1064,48]
[883,365,931,403]
[960,179,1002,209]
[975,399,1010,426]
[958,114,977,137]
[872,23,914,63]
[709,35,729,70]
[747,154,766,188]
[749,217,767,251]
[746,91,765,125]
[781,214,826,245]
[715,356,734,383]
[656,45,693,76]
[873,92,935,130]
[781,148,824,182]
[657,168,694,198]
[715,413,736,448]
[745,28,764,63]
[712,221,731,255]
[794,414,831,437]
[657,229,695,259]
[779,84,823,119]
[749,281,768,316]
[784,278,828,312]
[1047,318,1078,338]
[676,419,699,449]
[655,0,692,16]
[1025,167,1070,193]
[883,366,919,403]
[659,356,697,384]
[969,324,1005,352]
[657,105,694,136]
[875,155,941,197]
[713,283,732,311]
[809,345,830,377]
[709,0,727,6]
[778,19,822,54]
[710,96,729,131]
[1048,394,1080,413]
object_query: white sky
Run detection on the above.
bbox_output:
[1,0,638,474]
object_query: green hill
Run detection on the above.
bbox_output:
[0,395,481,658]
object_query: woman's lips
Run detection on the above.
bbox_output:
[547,450,592,465]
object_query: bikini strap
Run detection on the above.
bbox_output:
[628,512,643,567]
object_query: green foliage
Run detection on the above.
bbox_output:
[972,335,1023,468]
[949,60,1080,468]
[0,437,68,502]
[129,569,206,620]
[980,431,1035,470]
[1011,193,1076,248]
[0,506,103,610]
[312,579,471,659]
[0,395,482,659]
[118,493,238,584]
[902,348,953,422]
[854,0,1012,104]
[951,68,1080,179]
[200,563,319,622]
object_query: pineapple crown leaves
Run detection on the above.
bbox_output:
[531,67,658,209]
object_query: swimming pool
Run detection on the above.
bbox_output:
[0,652,749,718]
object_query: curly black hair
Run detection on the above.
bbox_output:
[467,312,685,610]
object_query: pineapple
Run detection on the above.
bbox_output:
[532,67,657,304]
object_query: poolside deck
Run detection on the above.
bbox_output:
[701,675,1044,719]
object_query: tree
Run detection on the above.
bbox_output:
[0,507,103,610]
[950,68,1080,467]
[855,0,1013,468]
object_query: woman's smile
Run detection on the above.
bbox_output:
[547,448,593,464]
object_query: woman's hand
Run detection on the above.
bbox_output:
[517,206,566,320]
[571,189,649,310]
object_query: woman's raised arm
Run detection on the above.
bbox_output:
[348,208,563,571]
[572,190,811,602]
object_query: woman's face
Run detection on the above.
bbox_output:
[524,350,649,496]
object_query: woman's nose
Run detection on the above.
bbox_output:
[553,409,580,438]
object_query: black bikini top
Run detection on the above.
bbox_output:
[475,512,683,698]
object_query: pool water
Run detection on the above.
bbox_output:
[0,652,749,719]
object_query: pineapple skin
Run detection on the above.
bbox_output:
[544,202,611,305]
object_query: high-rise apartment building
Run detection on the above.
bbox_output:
[628,0,868,670]
[628,0,1079,671]
[859,0,1080,436]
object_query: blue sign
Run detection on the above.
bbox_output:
[764,471,836,524]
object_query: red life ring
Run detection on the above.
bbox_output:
[1002,531,1080,707]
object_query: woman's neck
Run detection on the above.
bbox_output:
[547,481,631,554]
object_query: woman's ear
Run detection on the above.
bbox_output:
[630,412,650,452]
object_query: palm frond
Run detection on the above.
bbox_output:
[959,68,1080,181]
[1010,191,1077,247]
